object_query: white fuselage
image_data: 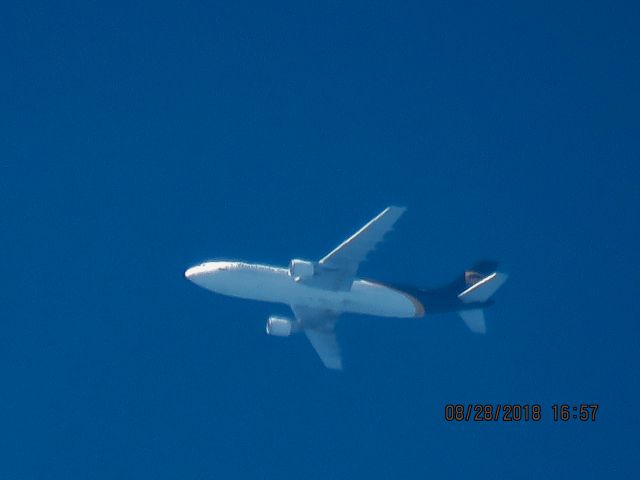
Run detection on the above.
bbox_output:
[185,261,424,318]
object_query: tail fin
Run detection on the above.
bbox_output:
[457,269,508,334]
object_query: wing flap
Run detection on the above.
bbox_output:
[291,305,343,370]
[304,327,342,370]
[318,206,406,290]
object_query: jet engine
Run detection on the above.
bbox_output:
[289,259,314,281]
[266,316,296,337]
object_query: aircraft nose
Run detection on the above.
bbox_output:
[185,264,216,284]
[184,266,201,281]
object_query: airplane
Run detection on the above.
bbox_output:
[184,206,508,370]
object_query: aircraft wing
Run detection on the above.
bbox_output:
[318,206,406,290]
[291,305,342,370]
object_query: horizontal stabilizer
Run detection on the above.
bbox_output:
[458,272,508,303]
[458,309,486,334]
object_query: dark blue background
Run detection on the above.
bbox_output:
[2,1,638,478]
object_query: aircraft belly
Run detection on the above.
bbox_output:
[197,269,286,302]
[346,280,418,317]
[289,280,418,318]
[223,270,292,303]
[201,268,419,318]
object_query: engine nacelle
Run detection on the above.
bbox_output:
[266,316,295,337]
[289,259,314,281]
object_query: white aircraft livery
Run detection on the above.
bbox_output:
[185,206,508,370]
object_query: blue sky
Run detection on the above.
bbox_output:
[2,1,638,478]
